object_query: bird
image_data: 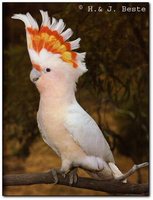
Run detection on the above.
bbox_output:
[12,10,124,184]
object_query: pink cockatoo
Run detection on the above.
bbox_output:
[12,10,124,184]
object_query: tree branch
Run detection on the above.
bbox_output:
[4,169,149,195]
[115,162,149,182]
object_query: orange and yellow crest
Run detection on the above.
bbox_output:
[27,26,78,68]
[12,10,86,70]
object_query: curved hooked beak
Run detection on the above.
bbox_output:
[30,68,41,83]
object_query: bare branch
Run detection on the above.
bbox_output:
[115,162,149,182]
[3,169,149,195]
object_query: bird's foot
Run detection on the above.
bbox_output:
[50,168,60,184]
[50,168,78,185]
[50,168,66,184]
[68,168,78,185]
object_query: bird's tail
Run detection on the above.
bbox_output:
[108,162,123,178]
[87,162,127,182]
[108,162,127,183]
[86,161,114,181]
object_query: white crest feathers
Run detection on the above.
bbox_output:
[12,10,87,75]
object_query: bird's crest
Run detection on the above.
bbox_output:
[12,10,86,72]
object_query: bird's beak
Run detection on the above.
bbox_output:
[30,68,41,83]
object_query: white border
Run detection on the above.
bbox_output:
[0,0,151,2]
[1,0,151,200]
[0,0,2,198]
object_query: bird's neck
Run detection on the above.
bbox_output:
[39,83,77,109]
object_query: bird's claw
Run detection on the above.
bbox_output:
[51,169,59,184]
[50,168,67,183]
[62,173,66,178]
[68,168,78,185]
[50,168,78,185]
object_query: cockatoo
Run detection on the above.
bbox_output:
[12,10,124,184]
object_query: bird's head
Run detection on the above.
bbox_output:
[12,10,87,94]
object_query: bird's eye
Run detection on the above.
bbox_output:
[46,68,51,72]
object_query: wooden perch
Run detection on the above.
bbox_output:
[3,163,149,195]
[115,162,149,182]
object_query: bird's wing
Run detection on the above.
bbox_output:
[64,102,115,163]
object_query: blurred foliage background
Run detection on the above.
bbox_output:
[3,2,149,195]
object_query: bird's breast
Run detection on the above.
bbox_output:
[37,104,66,154]
[36,101,85,160]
